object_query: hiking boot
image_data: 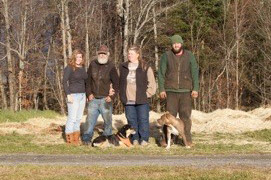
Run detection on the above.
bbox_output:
[65,133,73,144]
[73,131,81,146]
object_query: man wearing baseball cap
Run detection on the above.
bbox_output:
[158,34,199,148]
[82,45,119,145]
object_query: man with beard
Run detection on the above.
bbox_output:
[158,34,199,147]
[82,45,119,145]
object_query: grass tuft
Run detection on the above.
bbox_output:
[243,129,271,142]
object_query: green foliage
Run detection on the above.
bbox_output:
[0,110,61,123]
[158,0,224,71]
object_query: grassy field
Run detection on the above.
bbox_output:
[0,130,270,155]
[0,165,270,180]
[0,110,270,179]
[0,110,270,155]
[0,110,61,123]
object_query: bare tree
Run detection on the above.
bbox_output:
[65,0,72,58]
[60,0,68,67]
[1,0,16,111]
[152,6,160,112]
[0,65,7,109]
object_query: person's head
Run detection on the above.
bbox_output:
[97,45,110,64]
[170,34,184,54]
[128,45,142,63]
[68,49,84,70]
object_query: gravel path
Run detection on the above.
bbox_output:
[0,154,270,168]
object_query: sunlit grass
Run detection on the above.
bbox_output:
[0,132,268,155]
[242,129,271,142]
[0,165,269,180]
[0,110,62,123]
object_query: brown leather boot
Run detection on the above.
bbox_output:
[65,133,73,144]
[73,131,81,146]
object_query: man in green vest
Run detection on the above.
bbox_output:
[158,34,199,147]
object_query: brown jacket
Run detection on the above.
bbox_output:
[86,59,119,99]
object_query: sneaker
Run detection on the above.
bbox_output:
[140,140,149,146]
[133,140,139,146]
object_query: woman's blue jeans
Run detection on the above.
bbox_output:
[125,103,150,142]
[82,98,113,143]
[65,93,86,134]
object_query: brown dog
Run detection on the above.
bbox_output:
[157,112,190,149]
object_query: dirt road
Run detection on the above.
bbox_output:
[0,154,270,168]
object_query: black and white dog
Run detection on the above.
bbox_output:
[92,124,136,148]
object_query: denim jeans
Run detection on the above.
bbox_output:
[125,103,150,142]
[65,93,86,134]
[82,98,113,142]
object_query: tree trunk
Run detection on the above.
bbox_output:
[18,5,27,111]
[61,0,68,67]
[43,40,51,110]
[2,0,16,111]
[152,7,160,113]
[85,13,90,68]
[55,58,66,115]
[0,67,8,109]
[123,0,129,61]
[234,0,240,110]
[65,0,72,58]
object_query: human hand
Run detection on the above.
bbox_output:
[160,92,167,99]
[105,96,112,102]
[109,88,115,96]
[191,91,198,98]
[67,94,73,103]
[88,94,94,101]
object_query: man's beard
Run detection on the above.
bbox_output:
[98,57,108,64]
[172,47,183,54]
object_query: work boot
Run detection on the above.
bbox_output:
[73,131,81,146]
[65,133,73,144]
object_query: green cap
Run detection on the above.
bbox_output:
[170,35,184,44]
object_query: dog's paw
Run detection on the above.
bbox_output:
[185,146,191,149]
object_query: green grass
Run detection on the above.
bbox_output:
[0,110,270,155]
[0,110,62,123]
[0,165,269,180]
[242,129,271,142]
[0,133,268,155]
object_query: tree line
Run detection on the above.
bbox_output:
[0,0,270,114]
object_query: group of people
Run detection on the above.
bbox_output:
[63,34,199,147]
